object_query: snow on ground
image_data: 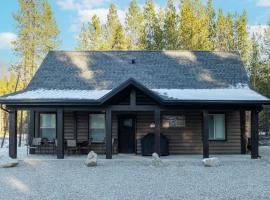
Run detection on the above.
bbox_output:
[0,147,270,199]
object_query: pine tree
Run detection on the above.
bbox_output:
[206,0,216,50]
[235,11,249,65]
[125,0,143,50]
[263,19,270,63]
[163,0,178,49]
[41,0,60,55]
[88,15,105,50]
[179,0,210,50]
[105,4,127,50]
[140,0,162,50]
[76,23,89,50]
[249,34,260,89]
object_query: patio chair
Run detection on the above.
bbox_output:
[78,140,91,154]
[66,139,78,155]
[27,137,42,155]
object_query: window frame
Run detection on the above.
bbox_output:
[39,112,57,140]
[89,113,106,143]
[208,112,227,141]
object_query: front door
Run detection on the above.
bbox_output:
[118,116,135,153]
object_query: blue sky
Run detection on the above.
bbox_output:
[0,0,269,77]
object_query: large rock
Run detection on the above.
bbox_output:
[152,152,164,167]
[85,151,97,167]
[202,157,220,167]
[0,155,19,168]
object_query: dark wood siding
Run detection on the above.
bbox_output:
[64,112,75,140]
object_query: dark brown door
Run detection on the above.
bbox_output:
[118,116,135,153]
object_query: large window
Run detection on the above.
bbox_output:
[40,113,56,140]
[89,114,105,142]
[208,114,226,140]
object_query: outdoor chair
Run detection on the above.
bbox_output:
[27,137,42,155]
[78,140,91,154]
[66,139,79,155]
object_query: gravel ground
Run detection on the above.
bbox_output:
[0,148,270,200]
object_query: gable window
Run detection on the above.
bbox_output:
[89,114,105,142]
[208,114,225,140]
[40,114,56,140]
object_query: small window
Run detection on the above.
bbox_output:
[40,114,56,140]
[208,114,225,140]
[89,114,105,142]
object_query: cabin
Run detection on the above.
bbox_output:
[0,51,269,159]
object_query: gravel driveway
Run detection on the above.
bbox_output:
[0,148,270,200]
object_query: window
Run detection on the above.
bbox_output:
[208,114,225,140]
[89,114,105,142]
[162,115,186,128]
[40,114,56,140]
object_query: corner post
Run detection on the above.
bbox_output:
[251,109,259,159]
[240,110,246,154]
[28,110,35,154]
[154,108,161,155]
[106,108,112,159]
[57,109,64,159]
[9,109,17,159]
[202,110,209,158]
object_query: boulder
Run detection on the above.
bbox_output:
[85,151,97,167]
[0,155,19,168]
[152,152,164,167]
[202,157,220,167]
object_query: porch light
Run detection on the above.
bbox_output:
[149,122,155,128]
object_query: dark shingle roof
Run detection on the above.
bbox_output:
[26,50,249,91]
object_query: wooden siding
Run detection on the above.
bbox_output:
[63,110,241,155]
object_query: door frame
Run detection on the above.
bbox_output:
[118,114,136,153]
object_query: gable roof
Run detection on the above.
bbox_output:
[27,50,249,90]
[0,50,269,105]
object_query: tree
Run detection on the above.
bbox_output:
[105,4,127,50]
[41,0,60,55]
[179,0,210,50]
[76,23,89,50]
[140,0,163,50]
[88,15,105,50]
[125,0,143,50]
[163,0,178,49]
[13,0,60,87]
[206,0,216,50]
[234,11,249,66]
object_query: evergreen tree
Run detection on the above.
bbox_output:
[105,4,127,50]
[206,0,216,50]
[76,23,90,50]
[140,0,162,50]
[235,11,249,65]
[41,0,60,55]
[262,19,270,64]
[179,0,210,50]
[125,0,143,50]
[88,15,105,50]
[164,0,178,49]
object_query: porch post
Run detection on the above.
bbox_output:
[202,110,209,158]
[240,110,246,154]
[154,108,161,155]
[9,109,17,159]
[106,108,112,159]
[251,109,259,159]
[57,109,64,159]
[28,110,35,154]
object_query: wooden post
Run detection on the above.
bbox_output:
[9,109,17,159]
[154,108,161,155]
[106,108,112,159]
[28,110,35,154]
[240,110,246,154]
[251,109,259,159]
[202,110,209,158]
[57,109,64,159]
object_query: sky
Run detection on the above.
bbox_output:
[0,0,270,78]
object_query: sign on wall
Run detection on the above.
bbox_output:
[162,115,186,128]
